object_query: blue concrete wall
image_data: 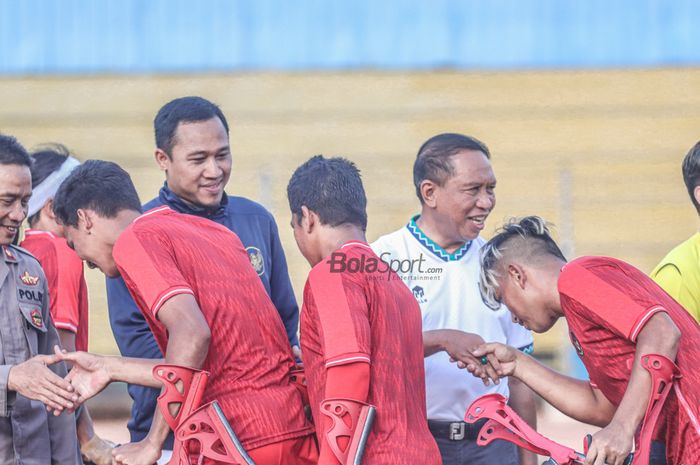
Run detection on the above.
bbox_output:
[1,0,698,74]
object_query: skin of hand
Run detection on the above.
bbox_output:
[425,329,502,385]
[584,422,633,465]
[470,342,617,427]
[471,312,682,465]
[7,353,78,413]
[54,346,112,404]
[53,348,168,464]
[584,313,681,465]
[55,293,217,463]
[465,342,516,379]
[112,439,161,465]
[56,330,101,446]
[80,433,116,465]
[109,293,213,464]
[458,342,537,465]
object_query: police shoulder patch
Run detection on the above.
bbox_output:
[30,309,43,328]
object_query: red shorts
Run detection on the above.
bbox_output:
[247,434,318,465]
[195,433,319,465]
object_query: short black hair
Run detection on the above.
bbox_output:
[154,96,229,156]
[413,133,490,203]
[287,155,368,230]
[683,141,700,214]
[0,134,31,168]
[53,160,142,227]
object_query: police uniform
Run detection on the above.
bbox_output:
[0,244,80,464]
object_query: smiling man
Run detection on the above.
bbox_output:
[53,159,315,465]
[105,96,300,461]
[371,133,536,465]
[0,134,80,464]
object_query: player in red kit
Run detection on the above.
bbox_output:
[51,160,316,465]
[464,216,700,465]
[286,155,442,465]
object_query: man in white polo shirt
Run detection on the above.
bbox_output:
[372,133,536,465]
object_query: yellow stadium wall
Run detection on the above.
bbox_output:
[1,69,698,360]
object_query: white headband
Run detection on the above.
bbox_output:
[28,156,81,218]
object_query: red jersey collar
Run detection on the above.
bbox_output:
[339,240,372,251]
[133,205,172,223]
[23,229,57,239]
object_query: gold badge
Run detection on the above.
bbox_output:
[20,271,40,286]
[3,247,15,261]
[30,309,43,328]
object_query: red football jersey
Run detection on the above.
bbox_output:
[301,241,441,464]
[113,206,312,450]
[21,229,89,351]
[558,256,700,464]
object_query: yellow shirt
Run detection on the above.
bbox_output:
[651,232,700,322]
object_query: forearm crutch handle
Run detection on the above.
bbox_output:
[465,393,582,464]
[631,354,681,465]
[153,364,210,431]
[170,401,256,465]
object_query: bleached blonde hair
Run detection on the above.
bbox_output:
[479,216,565,310]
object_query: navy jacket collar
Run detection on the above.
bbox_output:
[158,183,228,220]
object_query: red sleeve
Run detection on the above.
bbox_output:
[113,228,194,318]
[51,241,84,333]
[325,362,370,401]
[559,261,666,341]
[308,265,371,368]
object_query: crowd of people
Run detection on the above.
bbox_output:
[0,96,698,465]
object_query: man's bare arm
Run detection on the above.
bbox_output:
[472,343,617,427]
[584,312,681,465]
[113,293,211,465]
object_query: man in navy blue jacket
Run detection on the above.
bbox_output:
[106,96,300,461]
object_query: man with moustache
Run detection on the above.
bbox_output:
[0,134,80,464]
[372,133,537,465]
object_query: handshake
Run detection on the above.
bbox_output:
[439,329,523,386]
[7,345,111,415]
